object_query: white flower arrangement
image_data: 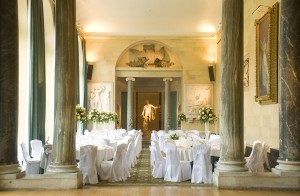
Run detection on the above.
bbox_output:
[177,112,187,123]
[198,105,217,124]
[87,109,100,122]
[75,104,87,122]
[87,109,119,123]
[99,112,119,123]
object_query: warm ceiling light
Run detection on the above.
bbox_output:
[199,24,216,33]
[84,21,112,33]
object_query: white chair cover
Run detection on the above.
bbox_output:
[17,145,26,171]
[20,142,40,175]
[151,130,159,141]
[246,140,265,172]
[126,140,136,169]
[149,144,155,168]
[134,133,142,158]
[40,144,52,173]
[30,139,43,161]
[191,144,213,184]
[152,140,166,178]
[262,142,270,170]
[99,143,129,182]
[164,143,191,182]
[174,130,185,137]
[79,145,98,184]
[189,130,200,136]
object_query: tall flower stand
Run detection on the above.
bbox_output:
[93,121,97,131]
[204,121,210,141]
[77,121,83,136]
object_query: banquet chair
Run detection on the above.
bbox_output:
[174,130,185,137]
[20,142,40,175]
[191,144,213,184]
[189,130,200,136]
[262,142,271,170]
[17,145,26,171]
[134,133,142,158]
[209,134,220,148]
[126,140,136,169]
[79,145,98,184]
[149,143,155,169]
[246,140,265,173]
[164,143,191,182]
[152,140,166,178]
[99,143,129,182]
[40,144,52,173]
[151,130,159,141]
[30,139,43,161]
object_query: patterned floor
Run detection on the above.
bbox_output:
[91,142,212,187]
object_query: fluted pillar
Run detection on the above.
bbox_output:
[0,0,21,175]
[126,77,135,131]
[47,0,78,173]
[163,78,172,131]
[273,0,300,174]
[215,0,247,172]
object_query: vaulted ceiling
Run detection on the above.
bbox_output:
[76,0,222,37]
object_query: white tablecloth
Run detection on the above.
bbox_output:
[177,146,220,161]
[76,146,114,162]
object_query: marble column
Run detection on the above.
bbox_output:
[0,0,21,175]
[273,0,300,174]
[163,78,172,131]
[47,0,78,173]
[215,0,247,172]
[126,78,135,131]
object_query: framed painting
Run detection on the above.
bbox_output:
[184,84,213,118]
[255,2,279,104]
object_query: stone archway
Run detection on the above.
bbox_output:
[115,40,183,137]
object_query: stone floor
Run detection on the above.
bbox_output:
[1,186,299,196]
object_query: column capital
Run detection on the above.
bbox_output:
[163,77,173,82]
[126,77,135,82]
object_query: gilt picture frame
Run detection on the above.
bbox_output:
[255,2,278,105]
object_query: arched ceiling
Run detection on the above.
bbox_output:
[76,0,222,37]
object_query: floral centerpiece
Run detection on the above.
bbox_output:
[177,112,187,123]
[75,104,87,122]
[170,133,179,140]
[198,105,216,124]
[87,109,100,122]
[99,112,119,123]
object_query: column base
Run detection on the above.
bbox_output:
[0,164,21,175]
[213,170,300,190]
[272,160,300,176]
[0,172,83,190]
[215,160,248,172]
[47,164,79,173]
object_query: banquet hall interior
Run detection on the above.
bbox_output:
[0,0,300,195]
